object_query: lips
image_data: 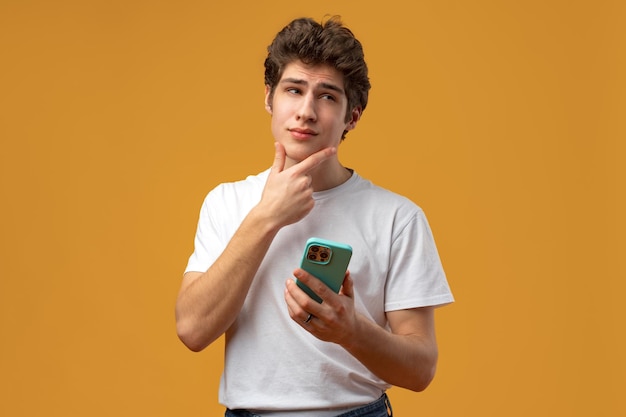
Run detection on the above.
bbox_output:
[288,127,318,140]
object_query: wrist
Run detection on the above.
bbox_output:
[245,204,283,237]
[340,313,368,351]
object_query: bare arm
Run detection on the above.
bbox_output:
[176,143,336,351]
[285,271,439,391]
[175,210,280,351]
[344,306,438,391]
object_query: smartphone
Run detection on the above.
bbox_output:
[297,237,353,303]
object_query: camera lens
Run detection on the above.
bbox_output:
[320,252,329,259]
[311,246,319,252]
[308,254,317,260]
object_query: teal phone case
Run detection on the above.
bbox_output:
[297,237,353,303]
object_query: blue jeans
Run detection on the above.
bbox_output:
[225,393,393,417]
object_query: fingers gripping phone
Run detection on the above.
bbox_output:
[297,238,353,303]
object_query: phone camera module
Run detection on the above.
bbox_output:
[306,244,332,264]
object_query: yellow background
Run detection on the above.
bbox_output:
[1,0,624,415]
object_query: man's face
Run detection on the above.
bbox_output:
[265,60,360,167]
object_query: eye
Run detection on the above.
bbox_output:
[286,87,301,95]
[320,93,336,101]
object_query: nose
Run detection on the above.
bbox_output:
[296,93,317,122]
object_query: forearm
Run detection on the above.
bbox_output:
[342,311,438,392]
[175,207,280,351]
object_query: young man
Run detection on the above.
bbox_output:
[176,17,453,417]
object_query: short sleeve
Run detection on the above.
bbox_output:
[384,209,454,311]
[184,190,226,274]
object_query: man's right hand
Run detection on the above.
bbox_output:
[257,142,336,228]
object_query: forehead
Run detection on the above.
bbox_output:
[279,60,345,92]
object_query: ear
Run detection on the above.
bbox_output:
[345,107,362,132]
[264,85,273,114]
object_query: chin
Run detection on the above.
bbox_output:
[284,142,320,160]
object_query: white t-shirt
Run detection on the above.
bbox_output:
[185,169,454,412]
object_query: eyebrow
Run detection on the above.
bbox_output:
[280,78,345,95]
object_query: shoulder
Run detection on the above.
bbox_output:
[204,169,269,203]
[196,170,270,222]
[347,173,432,243]
[351,172,423,216]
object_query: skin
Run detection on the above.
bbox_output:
[264,60,359,188]
[175,60,439,392]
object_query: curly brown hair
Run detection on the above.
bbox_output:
[264,16,371,126]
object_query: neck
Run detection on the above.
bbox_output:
[309,159,352,192]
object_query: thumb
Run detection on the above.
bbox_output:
[339,271,354,299]
[271,142,286,173]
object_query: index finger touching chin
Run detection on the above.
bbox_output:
[294,146,337,174]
